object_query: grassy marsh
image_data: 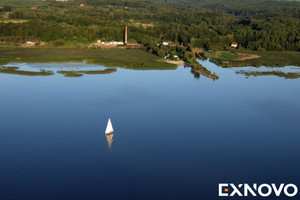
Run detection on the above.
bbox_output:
[0,47,177,70]
[236,70,300,79]
[206,50,300,67]
[0,66,54,76]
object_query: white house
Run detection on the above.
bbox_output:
[231,42,238,48]
[26,39,38,45]
[162,41,172,47]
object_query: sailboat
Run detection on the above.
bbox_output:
[105,118,114,134]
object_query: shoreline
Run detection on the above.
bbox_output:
[165,59,185,66]
[1,46,300,68]
[0,47,177,70]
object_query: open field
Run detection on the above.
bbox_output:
[206,50,300,67]
[0,47,177,70]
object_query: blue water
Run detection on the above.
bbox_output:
[0,60,299,199]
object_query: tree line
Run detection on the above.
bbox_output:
[0,0,299,52]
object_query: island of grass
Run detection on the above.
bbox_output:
[236,70,300,79]
[0,66,54,76]
[57,68,117,77]
[0,47,177,70]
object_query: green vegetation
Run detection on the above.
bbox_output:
[207,50,300,67]
[189,62,219,80]
[0,47,177,69]
[0,0,299,52]
[57,68,117,77]
[0,66,54,76]
[209,52,238,61]
[0,0,299,75]
[236,70,300,79]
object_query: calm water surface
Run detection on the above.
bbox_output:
[0,60,300,200]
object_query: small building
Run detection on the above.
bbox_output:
[26,39,38,45]
[110,41,123,45]
[231,42,238,48]
[162,41,172,47]
[102,41,111,46]
[80,4,85,7]
[31,6,37,10]
[100,41,124,46]
[126,43,143,48]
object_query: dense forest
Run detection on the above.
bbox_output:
[0,0,300,53]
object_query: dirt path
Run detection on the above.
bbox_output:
[166,60,185,66]
[1,19,28,23]
[235,53,260,61]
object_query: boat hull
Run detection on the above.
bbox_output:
[105,131,113,135]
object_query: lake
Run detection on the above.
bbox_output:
[0,60,299,199]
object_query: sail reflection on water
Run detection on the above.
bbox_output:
[105,133,114,149]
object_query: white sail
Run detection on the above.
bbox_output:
[105,118,114,134]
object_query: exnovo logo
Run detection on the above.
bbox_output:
[219,183,298,197]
